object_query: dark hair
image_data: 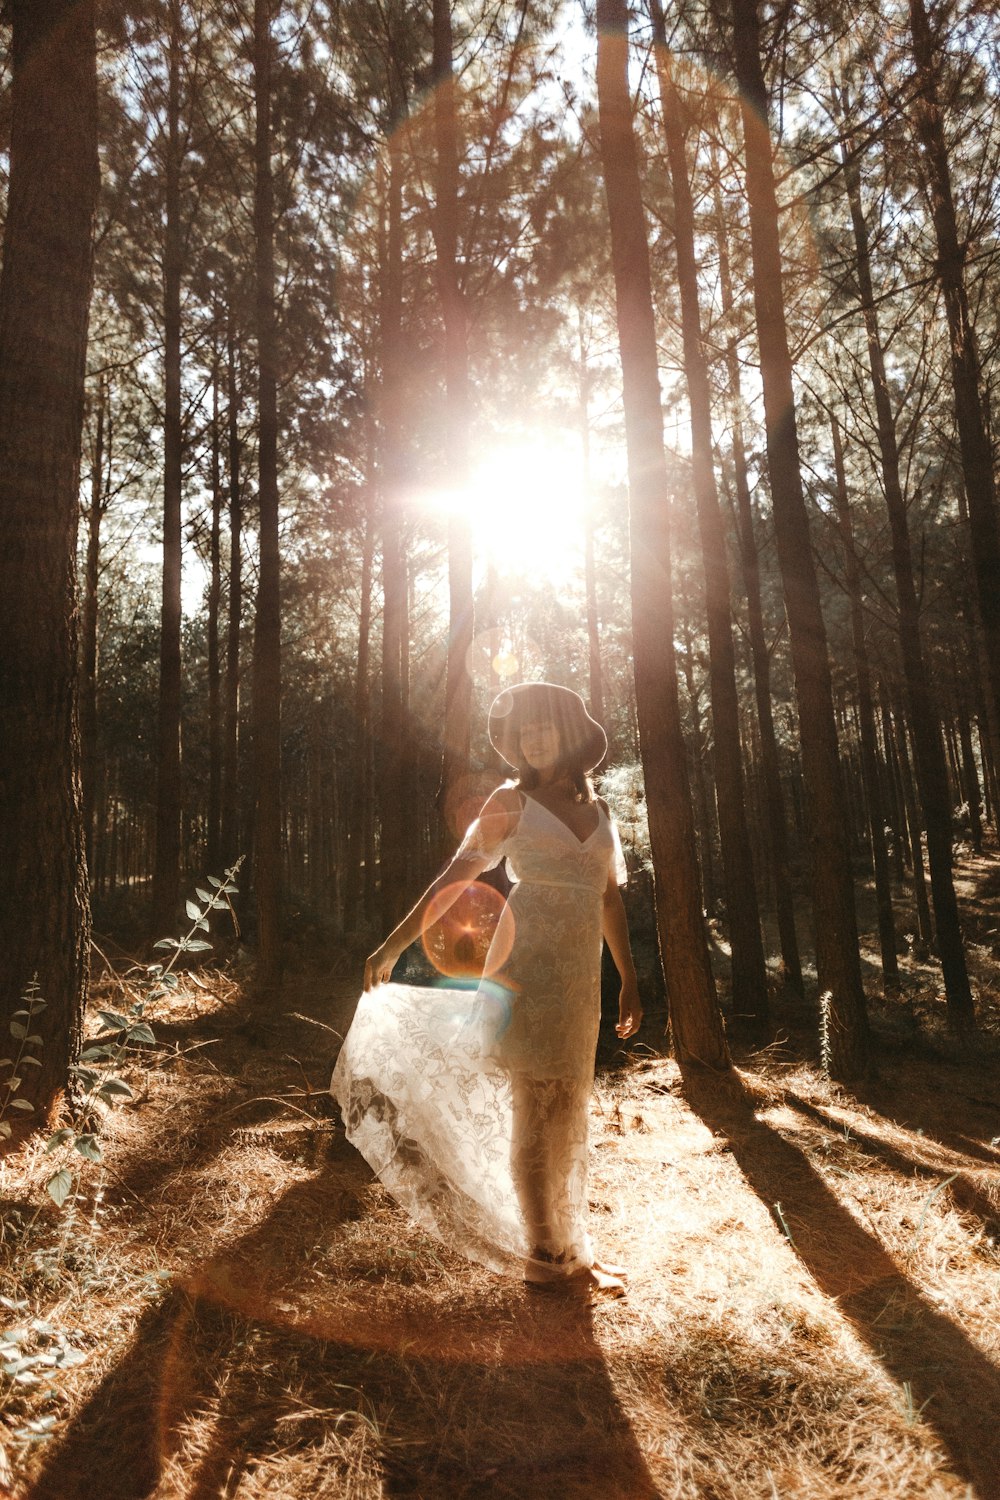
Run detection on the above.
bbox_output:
[513,760,595,803]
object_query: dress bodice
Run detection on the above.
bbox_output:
[455,789,626,894]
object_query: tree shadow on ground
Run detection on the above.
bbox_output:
[785,1091,1000,1236]
[27,1143,656,1500]
[856,1058,1000,1168]
[681,1065,1000,1497]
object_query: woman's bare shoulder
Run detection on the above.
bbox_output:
[480,782,524,821]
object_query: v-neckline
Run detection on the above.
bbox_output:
[521,793,602,847]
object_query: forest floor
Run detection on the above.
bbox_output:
[2,856,1000,1499]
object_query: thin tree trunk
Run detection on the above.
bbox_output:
[221,307,242,870]
[207,341,223,872]
[153,0,184,930]
[952,666,982,852]
[883,683,934,950]
[877,684,908,879]
[712,173,802,996]
[679,618,719,917]
[252,0,283,991]
[842,133,973,1029]
[596,0,729,1070]
[81,375,107,873]
[730,0,869,1078]
[651,13,768,1035]
[379,134,409,930]
[432,0,474,847]
[345,502,375,929]
[579,325,605,736]
[908,0,1000,747]
[0,0,98,1116]
[830,414,899,988]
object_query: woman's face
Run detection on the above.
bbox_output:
[519,716,561,771]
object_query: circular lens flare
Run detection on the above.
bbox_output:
[421,881,515,978]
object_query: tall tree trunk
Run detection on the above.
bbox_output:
[679,618,719,917]
[878,691,907,883]
[651,13,768,1035]
[207,342,223,872]
[883,682,934,951]
[345,501,375,930]
[81,375,108,873]
[729,0,869,1078]
[907,0,1000,747]
[830,413,899,988]
[379,135,409,930]
[221,307,242,870]
[153,0,184,931]
[432,0,474,847]
[0,0,98,1117]
[712,173,802,996]
[842,134,974,1030]
[596,0,729,1070]
[579,326,605,736]
[252,0,283,991]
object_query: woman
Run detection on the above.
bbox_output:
[330,681,641,1295]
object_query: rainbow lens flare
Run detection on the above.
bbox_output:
[421,880,515,979]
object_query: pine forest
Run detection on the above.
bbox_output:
[1,1,999,1495]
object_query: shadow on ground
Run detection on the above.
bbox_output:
[27,1135,656,1500]
[681,1065,1000,1497]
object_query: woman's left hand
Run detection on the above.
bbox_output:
[615,980,642,1040]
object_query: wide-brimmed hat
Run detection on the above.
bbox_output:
[488,682,607,772]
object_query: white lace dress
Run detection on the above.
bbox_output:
[330,793,627,1279]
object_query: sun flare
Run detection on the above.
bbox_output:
[426,436,588,586]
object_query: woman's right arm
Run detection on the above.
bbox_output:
[363,787,519,990]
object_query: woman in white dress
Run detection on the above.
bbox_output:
[330,682,642,1295]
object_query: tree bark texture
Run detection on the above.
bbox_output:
[596,0,729,1070]
[0,0,98,1116]
[651,15,769,1035]
[842,141,974,1029]
[221,308,242,870]
[207,345,223,872]
[730,0,870,1078]
[432,0,474,850]
[252,0,283,991]
[378,135,410,930]
[153,0,184,932]
[81,377,108,873]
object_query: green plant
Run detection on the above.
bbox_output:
[40,859,242,1207]
[773,1202,797,1249]
[818,990,833,1077]
[0,982,46,1141]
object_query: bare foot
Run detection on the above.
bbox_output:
[592,1258,628,1280]
[582,1265,627,1298]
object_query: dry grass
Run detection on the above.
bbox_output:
[3,896,1000,1498]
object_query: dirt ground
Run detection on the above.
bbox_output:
[2,867,999,1499]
